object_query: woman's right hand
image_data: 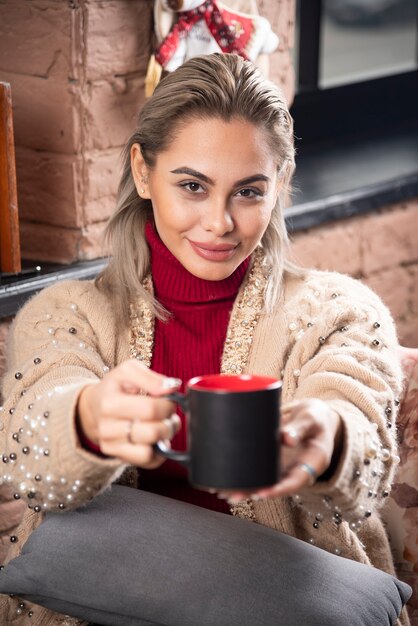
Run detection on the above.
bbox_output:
[76,359,182,468]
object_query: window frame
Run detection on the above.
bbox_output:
[291,0,418,146]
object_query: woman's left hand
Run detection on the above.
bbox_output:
[225,399,344,503]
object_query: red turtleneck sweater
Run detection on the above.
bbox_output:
[139,222,250,513]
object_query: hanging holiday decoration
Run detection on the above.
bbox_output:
[146,0,279,95]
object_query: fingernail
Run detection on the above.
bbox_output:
[285,429,300,444]
[227,496,242,504]
[161,377,182,390]
[171,414,181,430]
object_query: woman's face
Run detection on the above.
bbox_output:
[131,117,280,281]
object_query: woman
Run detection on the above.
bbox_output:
[0,53,410,625]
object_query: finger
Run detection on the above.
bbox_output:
[262,464,312,498]
[134,415,181,443]
[222,491,251,503]
[247,463,319,500]
[216,488,252,502]
[164,414,182,440]
[281,399,323,427]
[98,393,177,423]
[281,400,301,414]
[110,360,182,397]
[99,414,181,444]
[127,414,181,445]
[281,428,301,447]
[280,400,303,425]
[281,407,321,445]
[101,440,165,469]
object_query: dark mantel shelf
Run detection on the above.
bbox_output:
[287,120,418,232]
[1,123,417,320]
[0,259,107,319]
[286,171,418,233]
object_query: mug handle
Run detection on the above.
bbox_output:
[153,392,190,466]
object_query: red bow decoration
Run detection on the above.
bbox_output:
[155,0,253,68]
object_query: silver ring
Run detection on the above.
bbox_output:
[298,462,318,486]
[127,419,135,444]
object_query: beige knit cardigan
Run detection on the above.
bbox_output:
[0,255,410,625]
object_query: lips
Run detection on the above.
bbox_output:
[190,241,237,252]
[188,239,238,261]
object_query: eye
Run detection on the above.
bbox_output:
[235,187,262,199]
[180,181,205,194]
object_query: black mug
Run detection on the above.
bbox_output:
[155,374,282,491]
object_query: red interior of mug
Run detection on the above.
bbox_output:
[188,374,281,392]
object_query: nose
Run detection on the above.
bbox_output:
[201,198,234,236]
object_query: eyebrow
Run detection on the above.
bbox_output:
[170,167,270,187]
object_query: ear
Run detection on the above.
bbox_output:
[131,143,151,199]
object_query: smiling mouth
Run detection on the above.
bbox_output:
[188,240,239,261]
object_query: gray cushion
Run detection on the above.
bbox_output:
[0,486,411,626]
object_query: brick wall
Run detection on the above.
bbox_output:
[0,0,295,265]
[290,198,418,348]
[0,0,153,263]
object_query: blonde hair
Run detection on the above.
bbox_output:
[96,53,300,322]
